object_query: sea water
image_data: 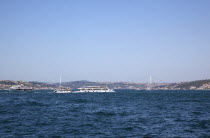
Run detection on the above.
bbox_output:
[0,90,210,137]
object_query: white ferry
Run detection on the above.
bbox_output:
[9,84,33,91]
[77,86,115,92]
[54,76,72,93]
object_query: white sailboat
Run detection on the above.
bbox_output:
[54,76,72,93]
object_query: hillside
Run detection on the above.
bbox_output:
[0,80,56,90]
[54,80,150,89]
[175,79,210,90]
[1,79,210,90]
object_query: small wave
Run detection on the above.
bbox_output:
[0,119,14,124]
[192,111,203,115]
[73,99,89,103]
[123,127,133,131]
[80,123,94,127]
[142,133,158,138]
[189,119,210,129]
[94,111,116,116]
[178,100,201,103]
[15,101,47,107]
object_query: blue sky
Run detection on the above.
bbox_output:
[0,0,210,83]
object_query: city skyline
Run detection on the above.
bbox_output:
[0,0,210,83]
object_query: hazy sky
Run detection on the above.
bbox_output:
[0,0,210,83]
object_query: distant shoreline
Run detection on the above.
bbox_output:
[0,79,210,90]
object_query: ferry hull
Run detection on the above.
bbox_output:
[54,90,72,93]
[9,88,33,91]
[76,90,115,93]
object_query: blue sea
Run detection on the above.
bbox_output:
[0,90,210,137]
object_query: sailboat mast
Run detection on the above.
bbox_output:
[60,76,62,87]
[149,75,152,85]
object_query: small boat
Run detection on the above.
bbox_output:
[54,76,72,93]
[77,86,115,92]
[9,84,33,91]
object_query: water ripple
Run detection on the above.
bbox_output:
[0,90,210,137]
